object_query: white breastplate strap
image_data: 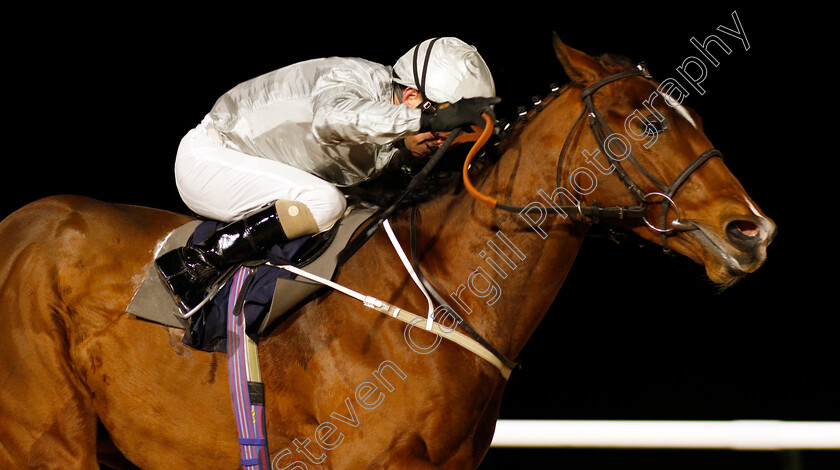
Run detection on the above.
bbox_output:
[382,220,436,331]
[272,221,512,380]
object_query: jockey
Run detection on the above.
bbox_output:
[156,37,499,314]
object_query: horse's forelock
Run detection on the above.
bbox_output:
[597,53,638,73]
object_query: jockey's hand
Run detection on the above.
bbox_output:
[420,97,501,133]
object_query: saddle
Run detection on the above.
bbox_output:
[126,205,377,350]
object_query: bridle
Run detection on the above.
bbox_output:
[463,64,723,254]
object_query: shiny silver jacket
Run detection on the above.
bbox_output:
[208,57,422,187]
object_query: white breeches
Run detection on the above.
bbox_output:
[174,116,347,232]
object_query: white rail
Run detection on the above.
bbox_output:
[491,420,840,450]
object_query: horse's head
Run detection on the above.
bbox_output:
[546,35,775,286]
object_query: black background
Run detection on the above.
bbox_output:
[5,4,837,469]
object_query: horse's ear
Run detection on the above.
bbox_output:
[553,33,606,85]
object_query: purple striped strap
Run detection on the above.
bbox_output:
[227,266,269,469]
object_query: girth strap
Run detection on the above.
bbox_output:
[226,266,269,469]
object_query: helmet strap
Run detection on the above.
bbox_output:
[412,37,441,111]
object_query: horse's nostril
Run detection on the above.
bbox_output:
[734,220,760,237]
[726,219,762,247]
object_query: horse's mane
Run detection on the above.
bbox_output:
[340,145,471,208]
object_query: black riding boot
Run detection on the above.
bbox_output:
[155,204,289,314]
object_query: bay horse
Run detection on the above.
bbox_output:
[0,36,774,469]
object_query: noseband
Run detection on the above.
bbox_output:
[466,64,723,253]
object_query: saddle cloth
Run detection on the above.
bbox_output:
[126,206,376,349]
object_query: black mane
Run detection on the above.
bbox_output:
[340,141,499,209]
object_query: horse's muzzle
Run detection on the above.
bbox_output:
[688,213,776,285]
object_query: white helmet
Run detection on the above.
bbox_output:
[393,37,496,104]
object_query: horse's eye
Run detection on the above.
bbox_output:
[642,116,667,136]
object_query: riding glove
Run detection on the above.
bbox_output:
[420,97,501,132]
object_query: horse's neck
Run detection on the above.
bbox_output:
[414,97,589,359]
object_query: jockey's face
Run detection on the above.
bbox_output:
[398,87,449,158]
